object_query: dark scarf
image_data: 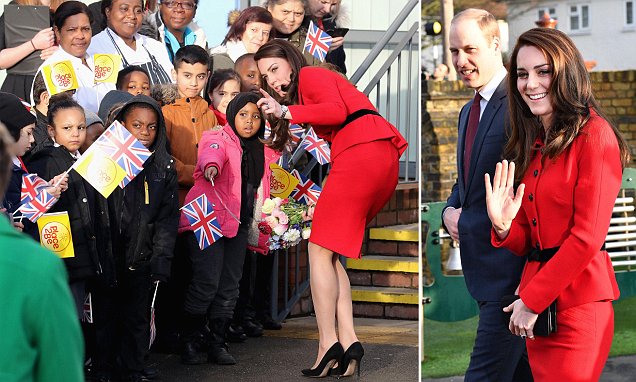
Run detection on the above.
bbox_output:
[226,93,265,187]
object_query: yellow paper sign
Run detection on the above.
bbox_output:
[269,163,299,199]
[38,212,75,258]
[42,60,79,95]
[74,148,127,198]
[93,54,122,83]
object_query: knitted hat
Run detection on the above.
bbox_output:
[98,90,133,123]
[0,92,36,141]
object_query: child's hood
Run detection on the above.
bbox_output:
[114,94,170,163]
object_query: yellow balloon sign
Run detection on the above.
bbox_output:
[269,163,299,199]
[42,60,79,95]
[37,212,75,258]
[93,54,122,83]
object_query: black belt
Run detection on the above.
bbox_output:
[341,109,381,129]
[528,244,606,262]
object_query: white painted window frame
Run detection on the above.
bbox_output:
[569,3,591,33]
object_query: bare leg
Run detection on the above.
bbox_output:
[308,242,339,367]
[335,258,358,350]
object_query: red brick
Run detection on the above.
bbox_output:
[388,192,398,210]
[366,240,398,255]
[347,271,372,286]
[398,242,419,257]
[352,302,384,318]
[372,272,414,288]
[376,211,398,226]
[397,209,418,224]
[385,304,418,320]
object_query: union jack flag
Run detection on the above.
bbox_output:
[81,293,93,323]
[94,121,151,188]
[20,174,48,204]
[290,124,306,144]
[304,20,332,62]
[299,127,331,165]
[15,188,58,222]
[290,170,321,205]
[181,194,223,250]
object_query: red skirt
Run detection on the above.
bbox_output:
[526,301,614,381]
[309,139,399,258]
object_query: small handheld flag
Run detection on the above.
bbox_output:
[38,211,75,258]
[181,194,223,250]
[304,20,333,62]
[94,120,152,188]
[20,174,48,204]
[290,170,322,205]
[299,127,331,165]
[269,163,299,199]
[15,189,58,223]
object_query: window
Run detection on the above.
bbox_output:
[627,1,635,27]
[538,7,557,21]
[569,4,590,31]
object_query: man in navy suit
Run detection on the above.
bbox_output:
[442,9,532,382]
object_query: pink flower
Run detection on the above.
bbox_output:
[264,216,278,228]
[273,224,288,236]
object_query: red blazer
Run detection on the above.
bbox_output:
[493,110,621,313]
[288,66,407,160]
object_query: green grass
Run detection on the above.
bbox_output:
[421,295,636,379]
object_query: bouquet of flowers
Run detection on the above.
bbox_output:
[258,197,313,250]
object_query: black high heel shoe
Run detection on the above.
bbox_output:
[339,342,364,378]
[301,342,344,378]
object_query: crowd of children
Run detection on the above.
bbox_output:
[0,1,353,380]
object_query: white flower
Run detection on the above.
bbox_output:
[273,197,283,207]
[262,198,276,214]
[302,227,311,239]
[283,228,301,243]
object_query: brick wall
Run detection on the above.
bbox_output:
[421,71,636,203]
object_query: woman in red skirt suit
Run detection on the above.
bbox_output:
[254,39,407,377]
[485,28,630,381]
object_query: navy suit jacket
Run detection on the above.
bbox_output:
[444,79,526,302]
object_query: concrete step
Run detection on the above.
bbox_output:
[351,286,418,305]
[369,223,418,242]
[347,255,418,273]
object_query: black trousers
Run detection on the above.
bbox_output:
[92,263,151,377]
[234,250,277,321]
[183,223,248,320]
[465,300,533,382]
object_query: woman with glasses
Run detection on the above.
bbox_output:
[141,0,208,63]
[88,0,174,85]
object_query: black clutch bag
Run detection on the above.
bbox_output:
[501,295,557,337]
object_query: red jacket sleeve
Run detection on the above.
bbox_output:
[491,203,532,257]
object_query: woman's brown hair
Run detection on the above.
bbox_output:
[506,27,630,182]
[253,39,307,151]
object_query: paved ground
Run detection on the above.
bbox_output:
[148,316,419,381]
[422,355,636,381]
